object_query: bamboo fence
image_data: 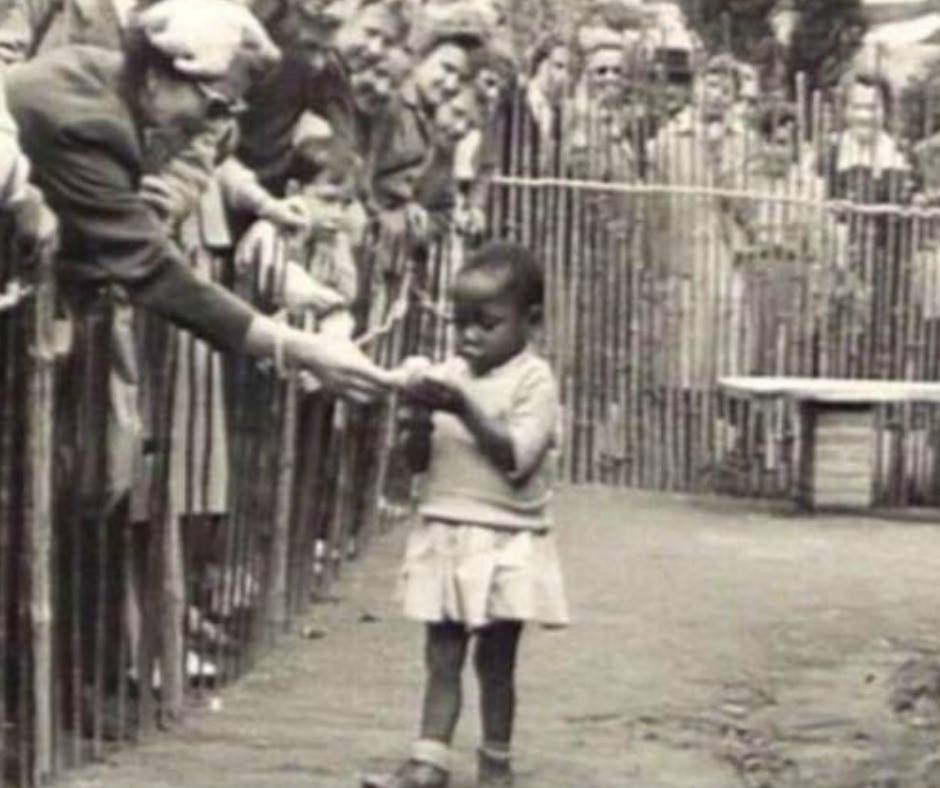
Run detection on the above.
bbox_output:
[7,68,940,787]
[0,210,429,782]
[489,78,940,503]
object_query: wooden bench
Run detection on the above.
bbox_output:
[718,377,940,509]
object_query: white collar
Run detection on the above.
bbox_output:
[836,130,908,174]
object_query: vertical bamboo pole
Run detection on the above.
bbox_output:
[584,190,598,484]
[319,402,349,595]
[265,238,300,639]
[557,161,574,483]
[507,79,524,242]
[0,284,14,779]
[700,117,718,491]
[628,193,642,488]
[115,522,131,745]
[266,380,295,640]
[612,200,628,487]
[151,331,185,727]
[567,181,584,483]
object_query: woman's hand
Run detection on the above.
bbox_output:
[11,185,59,264]
[259,195,312,233]
[268,260,346,314]
[139,174,198,224]
[286,330,396,401]
[454,205,486,239]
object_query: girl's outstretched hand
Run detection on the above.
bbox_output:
[390,356,463,412]
[409,378,463,413]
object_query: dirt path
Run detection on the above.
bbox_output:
[62,487,940,787]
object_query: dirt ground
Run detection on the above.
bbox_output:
[61,487,940,788]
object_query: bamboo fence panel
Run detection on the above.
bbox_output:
[24,248,55,784]
[490,83,940,504]
[14,63,940,788]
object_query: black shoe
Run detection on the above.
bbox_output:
[478,748,513,787]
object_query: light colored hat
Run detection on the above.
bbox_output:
[134,0,280,99]
[578,25,625,57]
[408,2,487,57]
[587,0,647,32]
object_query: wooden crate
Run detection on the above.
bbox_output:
[797,404,876,509]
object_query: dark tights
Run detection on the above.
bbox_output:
[420,620,524,749]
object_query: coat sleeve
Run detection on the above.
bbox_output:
[0,79,30,205]
[36,125,255,351]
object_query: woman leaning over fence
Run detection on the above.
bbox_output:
[4,0,394,393]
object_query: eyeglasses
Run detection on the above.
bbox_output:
[195,81,247,119]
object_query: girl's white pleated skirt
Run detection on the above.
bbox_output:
[398,518,570,631]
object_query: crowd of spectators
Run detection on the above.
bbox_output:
[5,0,940,690]
[2,0,939,392]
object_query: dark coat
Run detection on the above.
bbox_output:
[5,45,253,351]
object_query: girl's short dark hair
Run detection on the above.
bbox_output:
[460,241,544,311]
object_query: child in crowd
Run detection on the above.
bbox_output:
[252,117,366,339]
[364,241,569,788]
[291,121,367,338]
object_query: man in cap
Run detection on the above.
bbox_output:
[5,0,394,393]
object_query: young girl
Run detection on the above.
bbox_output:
[364,241,569,788]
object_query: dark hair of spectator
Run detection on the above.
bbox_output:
[360,0,410,47]
[842,71,894,122]
[122,25,188,95]
[757,102,797,139]
[470,42,516,83]
[458,241,544,313]
[294,134,364,191]
[529,34,566,78]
